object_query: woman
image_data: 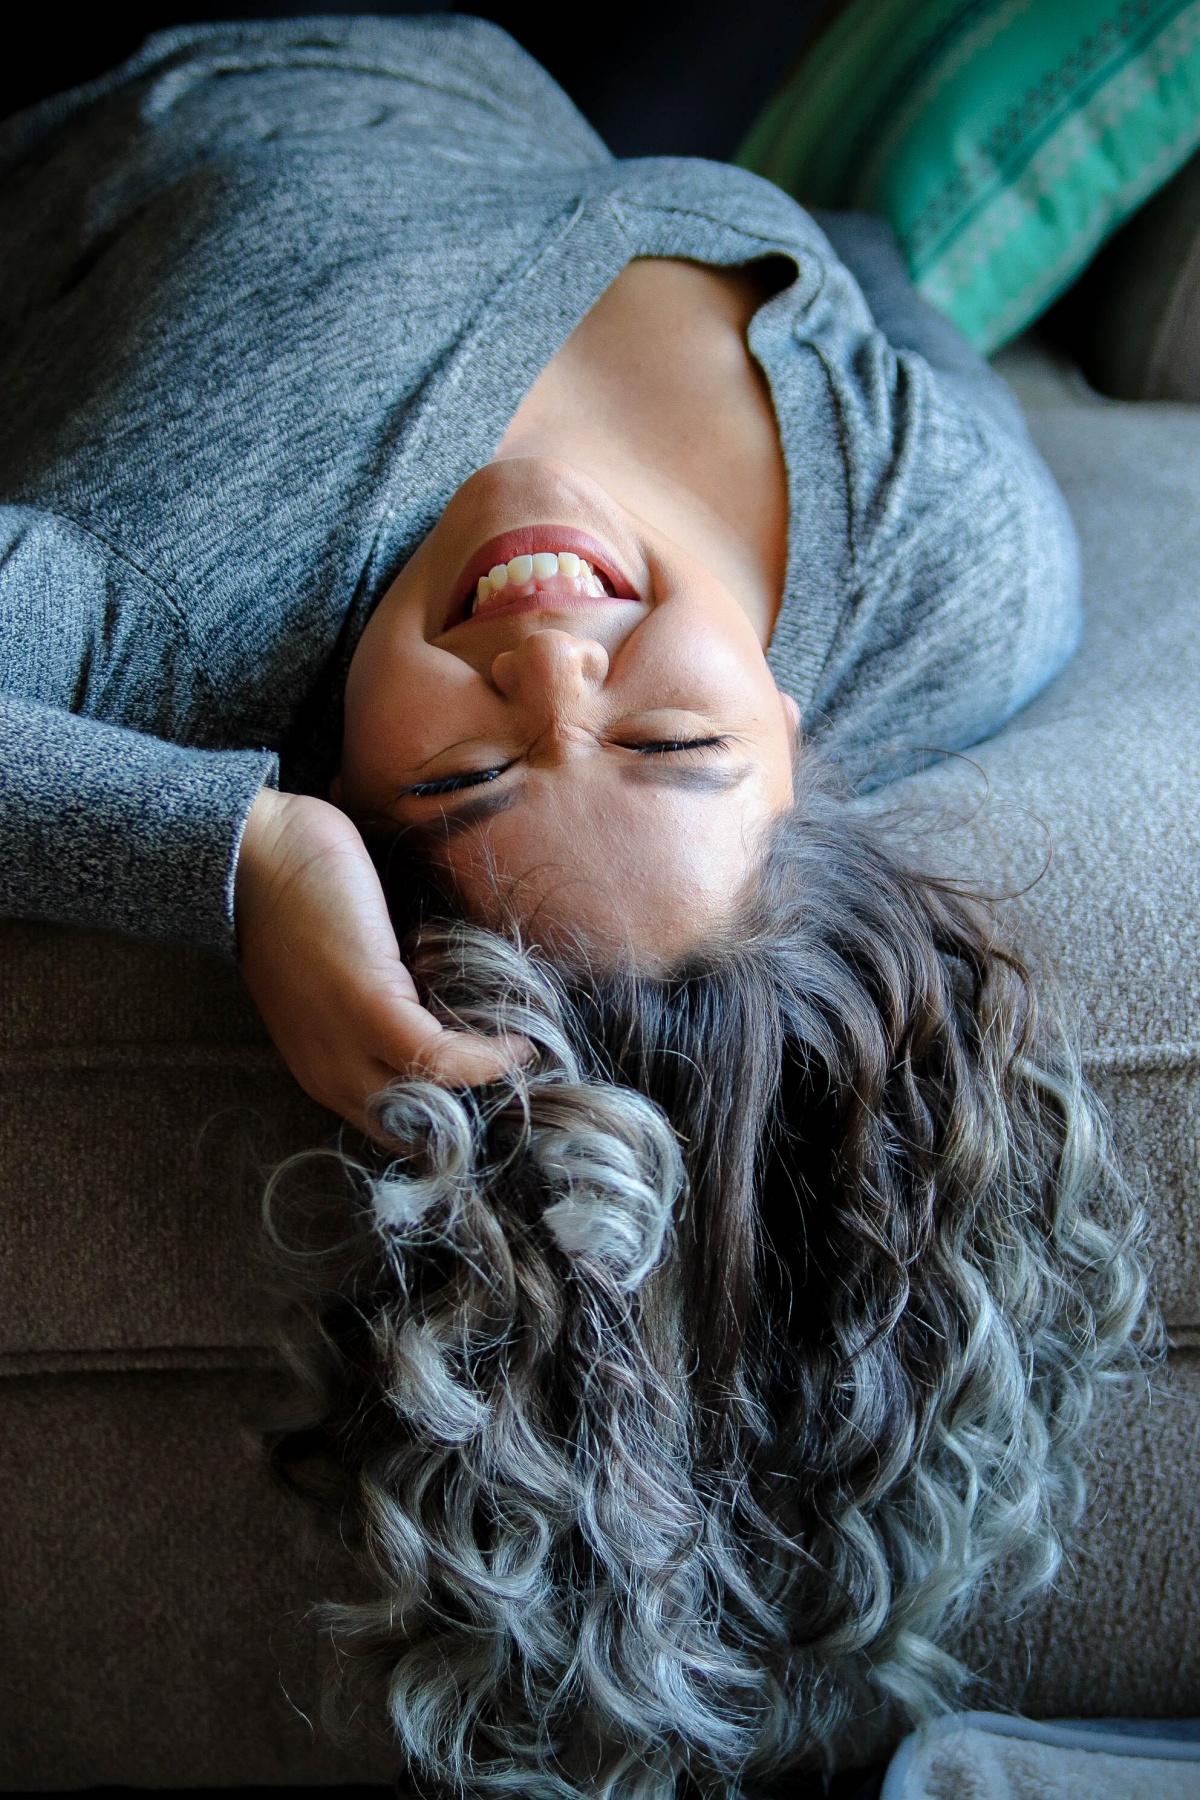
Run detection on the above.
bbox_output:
[0,14,1146,1794]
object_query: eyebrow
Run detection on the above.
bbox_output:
[418,783,523,834]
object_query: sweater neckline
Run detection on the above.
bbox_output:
[354,169,834,694]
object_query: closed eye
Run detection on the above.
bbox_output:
[402,737,732,797]
[622,734,734,755]
[401,762,516,798]
[618,733,751,794]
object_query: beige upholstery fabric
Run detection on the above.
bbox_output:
[947,1357,1200,1715]
[0,1368,391,1786]
[884,379,1200,1716]
[881,393,1200,1341]
[882,1716,1200,1800]
[0,936,397,1783]
[2,368,1199,1783]
[0,926,315,1365]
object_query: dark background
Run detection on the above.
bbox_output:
[0,1,823,160]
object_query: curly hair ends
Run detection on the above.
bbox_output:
[265,785,1153,1800]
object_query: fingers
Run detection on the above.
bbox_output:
[303,1010,533,1143]
[411,1026,534,1088]
[324,1032,534,1147]
[375,989,530,1085]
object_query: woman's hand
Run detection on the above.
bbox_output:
[234,787,523,1136]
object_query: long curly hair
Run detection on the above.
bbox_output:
[266,778,1152,1799]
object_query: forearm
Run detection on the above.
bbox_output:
[0,692,277,954]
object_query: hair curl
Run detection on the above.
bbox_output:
[266,779,1152,1799]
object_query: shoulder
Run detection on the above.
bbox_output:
[810,368,1081,784]
[763,270,1081,782]
[0,506,200,732]
[602,157,821,246]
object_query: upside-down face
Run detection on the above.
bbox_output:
[338,453,799,962]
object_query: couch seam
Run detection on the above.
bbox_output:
[0,1344,279,1377]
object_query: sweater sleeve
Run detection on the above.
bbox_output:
[811,210,1027,438]
[767,211,1081,788]
[0,507,276,955]
[0,693,275,955]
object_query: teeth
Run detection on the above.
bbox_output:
[468,548,610,614]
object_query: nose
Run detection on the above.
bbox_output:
[490,629,610,725]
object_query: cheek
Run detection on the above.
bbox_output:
[343,649,475,801]
[631,595,776,708]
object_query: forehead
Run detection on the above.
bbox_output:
[431,759,781,955]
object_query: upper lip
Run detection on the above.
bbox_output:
[445,525,640,629]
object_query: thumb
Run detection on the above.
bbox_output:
[380,991,533,1088]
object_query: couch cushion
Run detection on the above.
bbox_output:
[738,0,1200,352]
[0,1365,392,1785]
[881,380,1200,1336]
[0,925,334,1367]
[1057,145,1200,401]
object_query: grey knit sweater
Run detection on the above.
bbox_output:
[0,16,1079,956]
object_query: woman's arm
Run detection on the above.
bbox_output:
[0,691,273,954]
[0,700,523,1128]
[812,209,1027,438]
[0,511,522,1127]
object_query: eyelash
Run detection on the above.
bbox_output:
[633,735,732,756]
[405,765,513,798]
[403,736,732,797]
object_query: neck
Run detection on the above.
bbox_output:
[494,258,789,648]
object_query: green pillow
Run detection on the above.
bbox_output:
[738,0,1200,352]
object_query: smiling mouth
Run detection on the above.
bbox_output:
[469,550,612,621]
[447,525,639,628]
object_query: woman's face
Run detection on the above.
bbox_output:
[338,455,798,962]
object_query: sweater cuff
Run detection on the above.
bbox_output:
[0,695,278,957]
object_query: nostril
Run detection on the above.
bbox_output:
[493,630,609,694]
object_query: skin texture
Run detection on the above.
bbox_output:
[236,258,795,1132]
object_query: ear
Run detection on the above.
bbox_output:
[780,692,801,738]
[329,771,345,807]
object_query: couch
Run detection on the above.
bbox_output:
[2,340,1198,1785]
